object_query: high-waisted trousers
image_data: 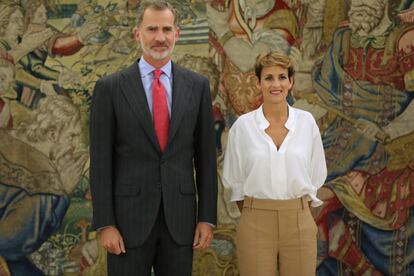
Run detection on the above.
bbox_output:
[237,196,317,276]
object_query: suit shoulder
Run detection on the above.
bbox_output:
[95,69,124,85]
[93,66,130,96]
[174,63,209,83]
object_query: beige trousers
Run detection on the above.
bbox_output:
[236,197,317,276]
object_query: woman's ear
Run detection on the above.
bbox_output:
[256,77,261,91]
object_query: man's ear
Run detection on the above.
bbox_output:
[175,27,180,40]
[133,26,140,42]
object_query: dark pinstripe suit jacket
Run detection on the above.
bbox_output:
[89,61,217,247]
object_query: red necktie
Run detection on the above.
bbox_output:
[152,69,169,152]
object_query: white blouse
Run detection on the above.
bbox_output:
[223,105,327,207]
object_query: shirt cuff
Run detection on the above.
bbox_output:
[96,225,116,232]
[199,221,216,228]
[308,193,323,207]
[230,185,244,202]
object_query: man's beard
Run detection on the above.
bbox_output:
[50,143,75,169]
[349,8,383,35]
[140,38,174,61]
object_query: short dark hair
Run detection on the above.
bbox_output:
[255,51,295,81]
[136,0,180,28]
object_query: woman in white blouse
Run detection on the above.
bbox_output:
[223,51,327,276]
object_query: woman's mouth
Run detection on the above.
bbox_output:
[270,90,282,95]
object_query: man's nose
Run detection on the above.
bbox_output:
[154,30,166,42]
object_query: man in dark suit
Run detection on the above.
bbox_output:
[89,1,218,275]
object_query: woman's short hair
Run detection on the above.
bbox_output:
[255,51,295,81]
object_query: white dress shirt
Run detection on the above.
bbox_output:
[223,105,327,207]
[138,57,173,117]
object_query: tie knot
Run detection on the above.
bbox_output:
[153,69,163,79]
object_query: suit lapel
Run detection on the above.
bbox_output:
[167,63,193,149]
[120,62,160,152]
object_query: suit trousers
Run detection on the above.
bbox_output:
[107,204,193,276]
[236,196,317,276]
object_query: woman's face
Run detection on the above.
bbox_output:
[31,4,48,25]
[0,66,14,94]
[5,10,24,37]
[257,65,292,105]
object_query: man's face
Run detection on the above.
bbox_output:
[31,4,48,25]
[58,120,81,147]
[133,8,180,65]
[349,0,385,35]
[50,119,82,165]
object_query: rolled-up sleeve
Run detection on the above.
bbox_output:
[310,121,327,190]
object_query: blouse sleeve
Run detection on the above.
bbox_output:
[310,120,327,190]
[222,125,245,202]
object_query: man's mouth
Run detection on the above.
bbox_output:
[152,45,168,49]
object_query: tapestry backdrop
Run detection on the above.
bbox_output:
[0,0,413,275]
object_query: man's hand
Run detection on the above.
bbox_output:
[100,226,126,255]
[193,222,213,250]
[58,151,88,194]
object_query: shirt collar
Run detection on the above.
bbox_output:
[138,57,172,78]
[255,104,296,131]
